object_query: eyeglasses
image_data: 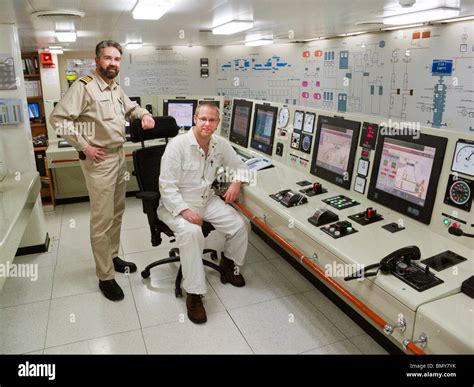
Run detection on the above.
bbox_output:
[197,117,218,123]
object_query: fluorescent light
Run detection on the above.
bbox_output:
[133,0,173,20]
[56,31,76,42]
[212,20,253,35]
[125,42,143,49]
[383,7,460,25]
[48,47,63,54]
[245,39,273,46]
[438,15,474,23]
[383,23,424,30]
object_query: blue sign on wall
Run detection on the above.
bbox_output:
[431,60,453,75]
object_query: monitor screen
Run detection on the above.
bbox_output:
[229,99,253,148]
[310,115,360,189]
[129,96,141,106]
[28,102,40,119]
[198,100,221,109]
[163,99,197,130]
[250,104,278,155]
[367,133,447,225]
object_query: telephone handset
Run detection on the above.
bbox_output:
[344,245,421,281]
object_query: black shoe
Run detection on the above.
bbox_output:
[113,257,137,274]
[99,279,124,301]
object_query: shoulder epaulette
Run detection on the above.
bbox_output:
[79,75,93,85]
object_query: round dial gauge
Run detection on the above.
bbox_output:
[449,180,471,205]
[303,113,315,133]
[452,141,474,177]
[301,135,312,152]
[293,111,304,131]
[277,106,289,128]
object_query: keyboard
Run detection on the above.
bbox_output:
[58,140,72,148]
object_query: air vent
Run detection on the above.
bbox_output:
[31,10,85,19]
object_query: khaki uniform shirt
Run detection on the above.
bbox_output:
[50,70,150,151]
[159,129,249,216]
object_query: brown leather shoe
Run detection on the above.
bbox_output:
[186,293,207,324]
[220,254,245,287]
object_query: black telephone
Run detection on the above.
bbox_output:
[344,245,421,281]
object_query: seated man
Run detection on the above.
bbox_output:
[159,102,250,324]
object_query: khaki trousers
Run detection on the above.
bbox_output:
[80,148,127,281]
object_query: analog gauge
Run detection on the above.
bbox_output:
[277,106,290,128]
[301,134,312,153]
[303,112,316,133]
[444,174,473,212]
[293,110,304,131]
[451,140,474,177]
[449,180,471,205]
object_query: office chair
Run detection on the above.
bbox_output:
[130,116,228,297]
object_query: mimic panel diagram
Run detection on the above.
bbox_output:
[215,21,473,134]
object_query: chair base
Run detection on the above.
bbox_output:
[140,248,227,298]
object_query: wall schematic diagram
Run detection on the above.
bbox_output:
[216,21,473,133]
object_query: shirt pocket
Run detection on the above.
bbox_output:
[98,100,114,120]
[181,159,200,186]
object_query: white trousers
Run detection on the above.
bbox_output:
[158,196,249,295]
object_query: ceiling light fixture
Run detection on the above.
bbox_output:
[132,0,174,20]
[125,42,143,49]
[245,38,273,46]
[212,20,254,35]
[383,7,460,25]
[48,47,64,54]
[56,31,76,42]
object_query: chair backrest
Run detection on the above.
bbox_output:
[130,116,179,143]
[133,145,166,195]
[131,115,179,195]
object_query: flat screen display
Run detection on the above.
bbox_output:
[229,99,253,147]
[310,115,361,189]
[368,133,447,224]
[250,104,278,155]
[163,99,197,130]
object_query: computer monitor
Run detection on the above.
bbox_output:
[198,100,221,109]
[250,104,278,156]
[310,115,361,189]
[28,102,40,120]
[129,96,141,106]
[229,99,253,148]
[367,133,447,225]
[163,99,197,130]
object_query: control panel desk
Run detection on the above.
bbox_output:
[0,172,40,290]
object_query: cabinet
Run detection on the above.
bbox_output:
[22,51,55,206]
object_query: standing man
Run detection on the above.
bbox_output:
[50,40,155,301]
[159,102,250,324]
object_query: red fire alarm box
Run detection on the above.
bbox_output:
[40,52,55,68]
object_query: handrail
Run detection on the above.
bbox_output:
[233,201,426,355]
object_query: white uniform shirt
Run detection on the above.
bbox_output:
[159,129,249,216]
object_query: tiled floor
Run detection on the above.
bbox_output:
[0,198,387,355]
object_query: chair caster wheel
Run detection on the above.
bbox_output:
[210,252,218,261]
[220,274,228,284]
[175,288,182,297]
[141,270,150,279]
